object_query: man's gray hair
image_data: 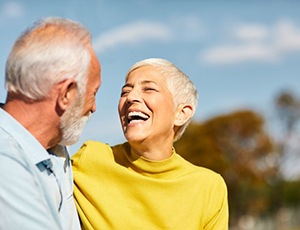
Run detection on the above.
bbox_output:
[5,17,92,100]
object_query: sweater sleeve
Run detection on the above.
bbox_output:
[71,141,113,230]
[204,175,229,230]
[72,141,111,173]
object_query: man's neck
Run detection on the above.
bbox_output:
[4,97,60,149]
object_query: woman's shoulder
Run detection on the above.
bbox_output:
[71,141,112,167]
[177,154,226,185]
[81,140,127,150]
[72,141,128,162]
[82,140,110,148]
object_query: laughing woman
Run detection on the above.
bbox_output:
[72,58,229,230]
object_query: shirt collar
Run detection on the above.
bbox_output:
[0,107,51,165]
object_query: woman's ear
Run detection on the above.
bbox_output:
[174,104,194,126]
[56,79,77,111]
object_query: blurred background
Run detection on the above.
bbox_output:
[1,0,299,229]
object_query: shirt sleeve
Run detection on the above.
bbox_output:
[0,151,62,230]
[204,175,229,230]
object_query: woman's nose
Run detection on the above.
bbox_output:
[126,89,141,104]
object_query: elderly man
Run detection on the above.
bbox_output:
[0,17,101,229]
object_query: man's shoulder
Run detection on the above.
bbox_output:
[0,127,23,157]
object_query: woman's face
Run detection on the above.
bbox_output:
[118,65,177,145]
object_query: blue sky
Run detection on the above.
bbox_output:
[0,0,299,154]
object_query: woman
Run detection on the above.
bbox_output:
[72,58,228,230]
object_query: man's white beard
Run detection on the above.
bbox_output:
[59,96,91,146]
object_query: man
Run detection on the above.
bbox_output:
[0,17,101,229]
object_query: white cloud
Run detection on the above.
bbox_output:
[1,1,24,18]
[203,43,277,64]
[201,19,300,65]
[275,20,300,51]
[234,24,269,41]
[93,20,172,53]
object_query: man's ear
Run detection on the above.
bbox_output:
[57,79,77,111]
[174,104,194,126]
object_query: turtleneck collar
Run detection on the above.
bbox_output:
[119,142,187,179]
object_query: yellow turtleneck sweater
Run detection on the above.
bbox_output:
[72,141,228,230]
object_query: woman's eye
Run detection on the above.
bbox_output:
[120,91,129,97]
[144,87,156,91]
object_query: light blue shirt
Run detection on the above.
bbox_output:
[0,108,81,230]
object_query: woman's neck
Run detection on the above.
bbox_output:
[129,140,174,161]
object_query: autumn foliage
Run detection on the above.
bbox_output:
[174,110,279,224]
